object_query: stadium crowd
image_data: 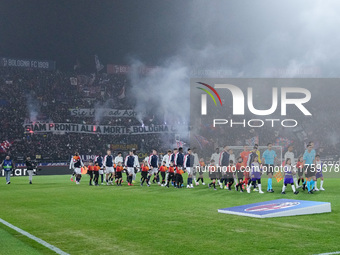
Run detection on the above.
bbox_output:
[0,66,339,162]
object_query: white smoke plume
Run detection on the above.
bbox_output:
[128,0,340,147]
[26,94,40,122]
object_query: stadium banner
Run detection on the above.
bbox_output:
[0,57,56,70]
[70,108,137,117]
[107,64,156,74]
[24,123,177,135]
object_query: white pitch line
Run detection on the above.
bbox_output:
[0,218,69,255]
[315,252,340,255]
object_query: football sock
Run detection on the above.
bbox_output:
[292,184,296,192]
[294,177,298,187]
[267,178,272,190]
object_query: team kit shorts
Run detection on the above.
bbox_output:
[115,171,122,179]
[126,167,134,175]
[105,167,115,174]
[305,165,316,178]
[149,167,158,175]
[264,164,275,175]
[74,167,82,175]
[141,171,148,179]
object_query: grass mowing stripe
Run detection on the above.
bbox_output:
[0,218,69,255]
[315,253,340,255]
[0,226,43,255]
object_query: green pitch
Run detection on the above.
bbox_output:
[0,174,339,255]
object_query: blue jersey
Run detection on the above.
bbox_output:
[303,150,315,165]
[219,151,230,167]
[125,155,135,167]
[104,155,114,167]
[148,154,159,168]
[175,152,184,166]
[184,154,194,167]
[95,156,103,167]
[262,150,276,165]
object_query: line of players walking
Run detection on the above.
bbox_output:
[69,141,325,194]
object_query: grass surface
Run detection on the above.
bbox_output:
[0,174,339,255]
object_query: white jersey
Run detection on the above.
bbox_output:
[229,153,235,164]
[114,156,123,164]
[133,155,140,168]
[162,154,171,167]
[192,152,200,166]
[210,153,220,165]
[315,160,322,171]
[284,151,295,166]
[144,156,150,167]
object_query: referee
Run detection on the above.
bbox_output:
[303,144,316,194]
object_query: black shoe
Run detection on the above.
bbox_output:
[271,189,274,193]
[267,189,274,193]
[294,191,299,195]
[89,183,93,186]
[302,184,306,191]
[208,184,211,188]
[281,191,286,194]
[95,184,99,186]
[29,181,32,184]
[308,191,314,194]
[140,183,143,186]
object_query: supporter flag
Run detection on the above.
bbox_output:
[95,55,104,72]
[274,171,283,183]
[176,140,185,148]
[118,86,126,99]
[0,140,13,153]
[194,134,210,149]
[274,137,293,149]
[245,136,259,147]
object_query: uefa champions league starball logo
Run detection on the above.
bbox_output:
[245,202,300,212]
